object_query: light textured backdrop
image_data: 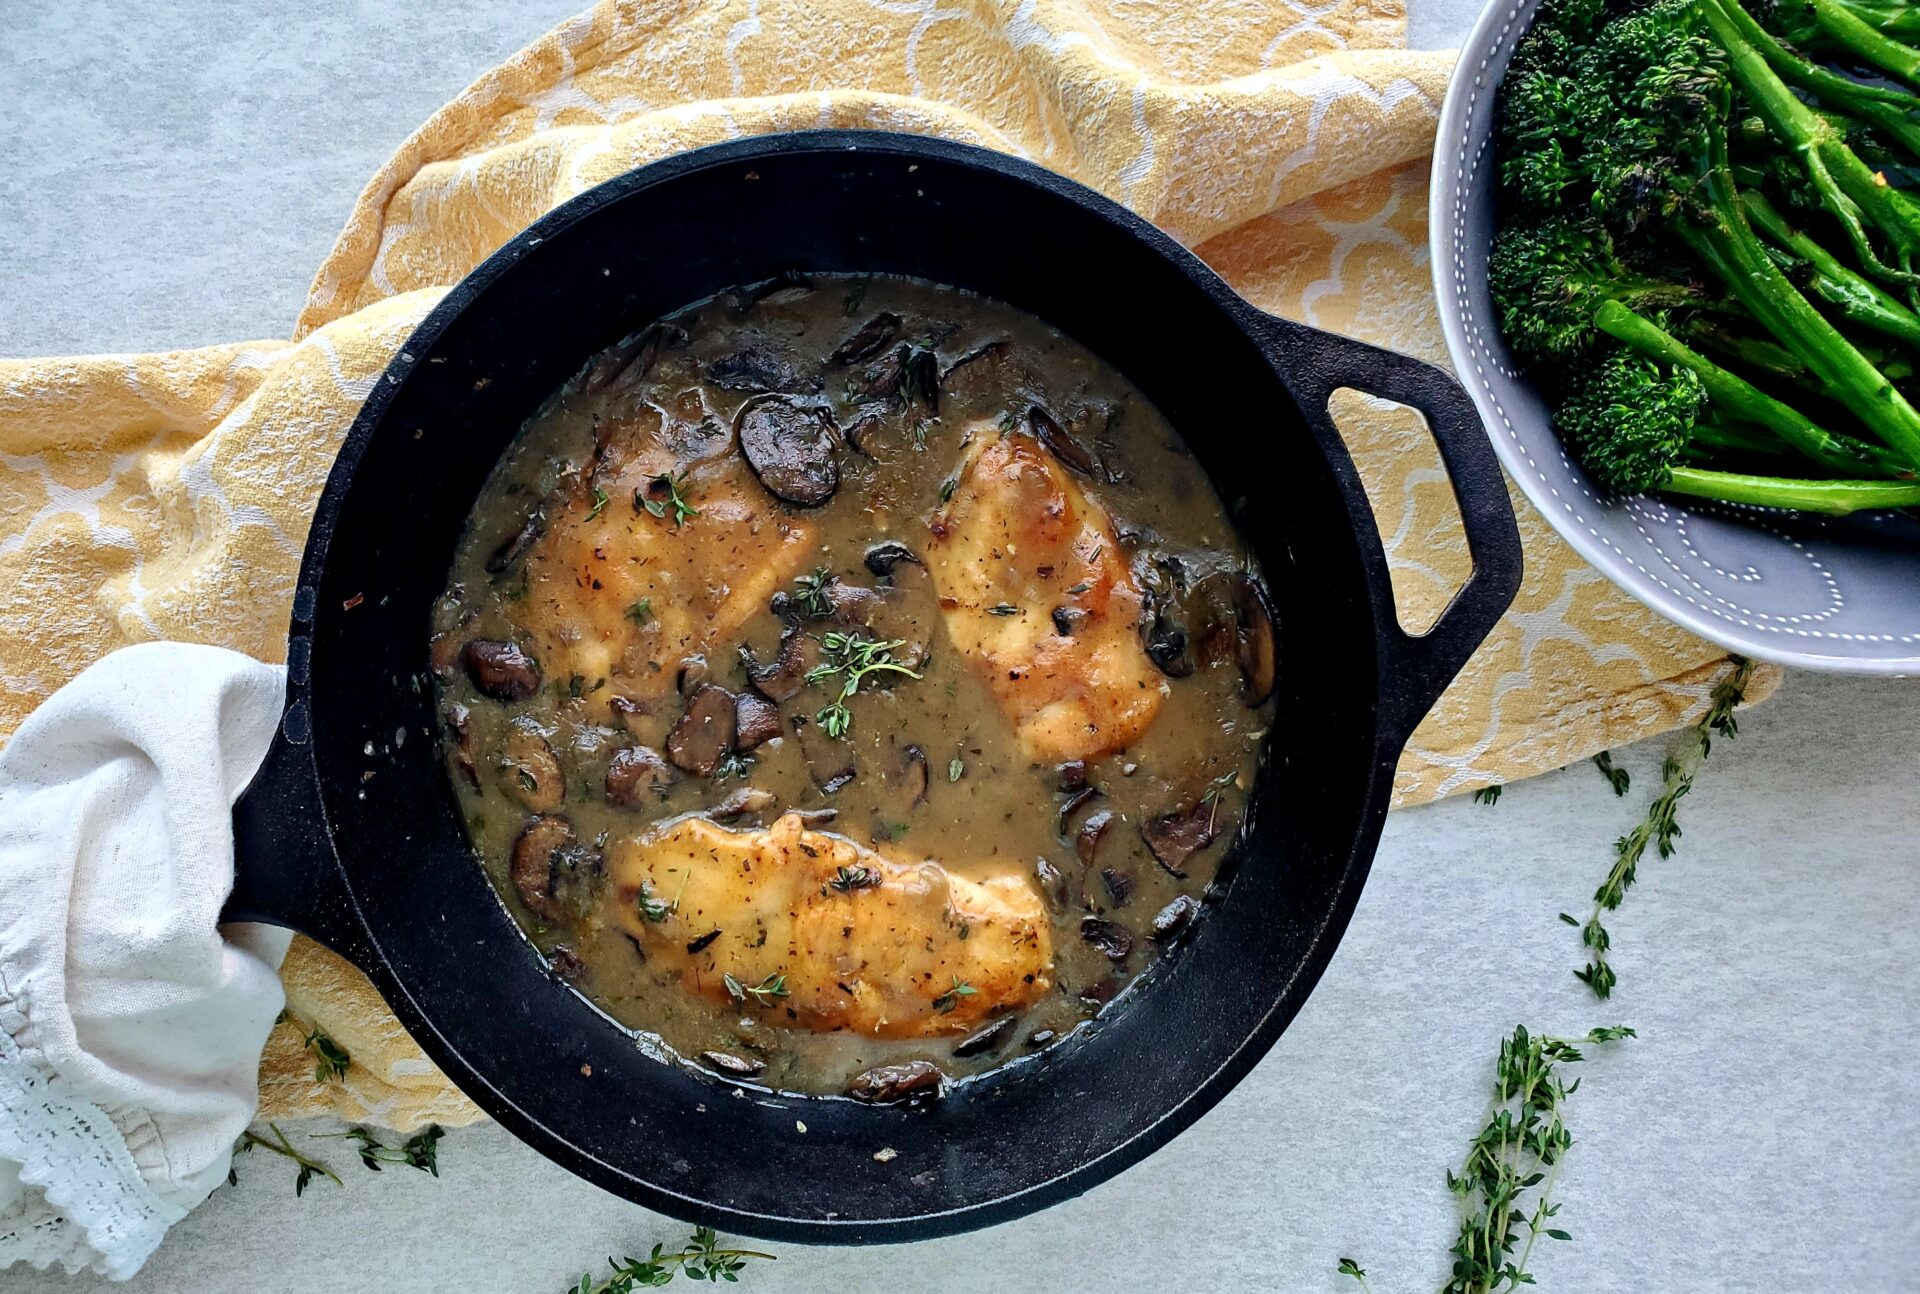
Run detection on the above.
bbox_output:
[3,2,1918,1291]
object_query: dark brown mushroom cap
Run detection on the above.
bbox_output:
[666,684,738,776]
[1080,916,1134,962]
[484,509,545,575]
[1151,894,1201,941]
[510,814,575,920]
[605,744,674,808]
[706,785,778,822]
[737,396,839,506]
[740,619,820,703]
[699,1050,767,1079]
[734,691,783,752]
[461,639,541,701]
[793,714,857,794]
[847,1060,945,1103]
[497,719,565,812]
[952,1017,1017,1059]
[706,341,821,395]
[1140,800,1223,878]
[1029,404,1097,477]
[864,541,923,579]
[444,704,480,789]
[1075,808,1114,866]
[827,312,902,366]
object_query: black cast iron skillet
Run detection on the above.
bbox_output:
[224,130,1521,1243]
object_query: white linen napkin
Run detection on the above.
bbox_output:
[0,642,289,1280]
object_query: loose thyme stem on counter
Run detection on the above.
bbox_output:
[1574,657,1754,1000]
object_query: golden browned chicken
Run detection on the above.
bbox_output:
[926,427,1163,761]
[605,813,1051,1037]
[517,387,814,721]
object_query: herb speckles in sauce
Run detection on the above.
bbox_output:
[431,274,1276,1098]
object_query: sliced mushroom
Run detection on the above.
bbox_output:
[1034,857,1070,911]
[793,714,857,794]
[700,1049,768,1079]
[497,719,564,811]
[851,344,938,410]
[1140,591,1192,679]
[737,395,839,506]
[685,928,722,955]
[547,944,586,980]
[1100,867,1135,907]
[828,312,902,366]
[707,341,820,394]
[583,323,686,393]
[1189,571,1278,707]
[847,1060,945,1104]
[939,339,1009,402]
[1051,605,1087,637]
[1057,761,1088,792]
[897,744,930,808]
[1075,808,1114,866]
[731,271,813,313]
[666,684,738,776]
[1081,916,1134,962]
[739,620,820,703]
[1059,785,1101,832]
[706,785,778,823]
[462,639,541,701]
[510,814,575,921]
[952,1017,1016,1059]
[1140,800,1224,878]
[865,541,922,579]
[607,694,653,738]
[605,744,674,808]
[1029,405,1096,476]
[484,510,545,575]
[444,704,480,789]
[677,655,711,698]
[734,691,783,752]
[1151,894,1200,941]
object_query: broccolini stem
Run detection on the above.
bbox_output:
[1743,191,1920,348]
[1707,0,1920,164]
[1701,0,1920,290]
[1676,134,1920,471]
[1663,466,1920,513]
[1595,301,1914,477]
[1691,419,1792,455]
[1798,0,1920,87]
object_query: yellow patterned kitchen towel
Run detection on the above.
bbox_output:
[0,0,1775,1129]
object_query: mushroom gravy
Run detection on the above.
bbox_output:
[431,274,1276,1098]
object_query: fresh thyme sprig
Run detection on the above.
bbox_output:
[1336,1258,1373,1291]
[314,1125,446,1175]
[236,1122,343,1197]
[1473,785,1503,806]
[1446,1026,1634,1293]
[637,473,699,527]
[724,972,789,1005]
[805,632,921,739]
[792,568,835,620]
[1590,751,1629,797]
[570,1226,776,1291]
[931,976,977,1014]
[303,1024,351,1085]
[1574,657,1754,1000]
[637,881,675,924]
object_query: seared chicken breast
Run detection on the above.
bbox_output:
[927,427,1164,760]
[607,813,1052,1037]
[518,389,814,720]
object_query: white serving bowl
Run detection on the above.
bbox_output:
[1429,0,1920,674]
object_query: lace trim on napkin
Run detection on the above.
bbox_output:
[0,987,187,1280]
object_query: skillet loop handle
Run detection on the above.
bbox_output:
[1259,315,1523,748]
[226,698,374,969]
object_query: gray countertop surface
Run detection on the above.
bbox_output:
[4,3,1918,1291]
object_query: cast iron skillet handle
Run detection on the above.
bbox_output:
[1258,314,1523,748]
[224,704,375,969]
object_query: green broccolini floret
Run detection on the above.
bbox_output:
[1492,0,1920,515]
